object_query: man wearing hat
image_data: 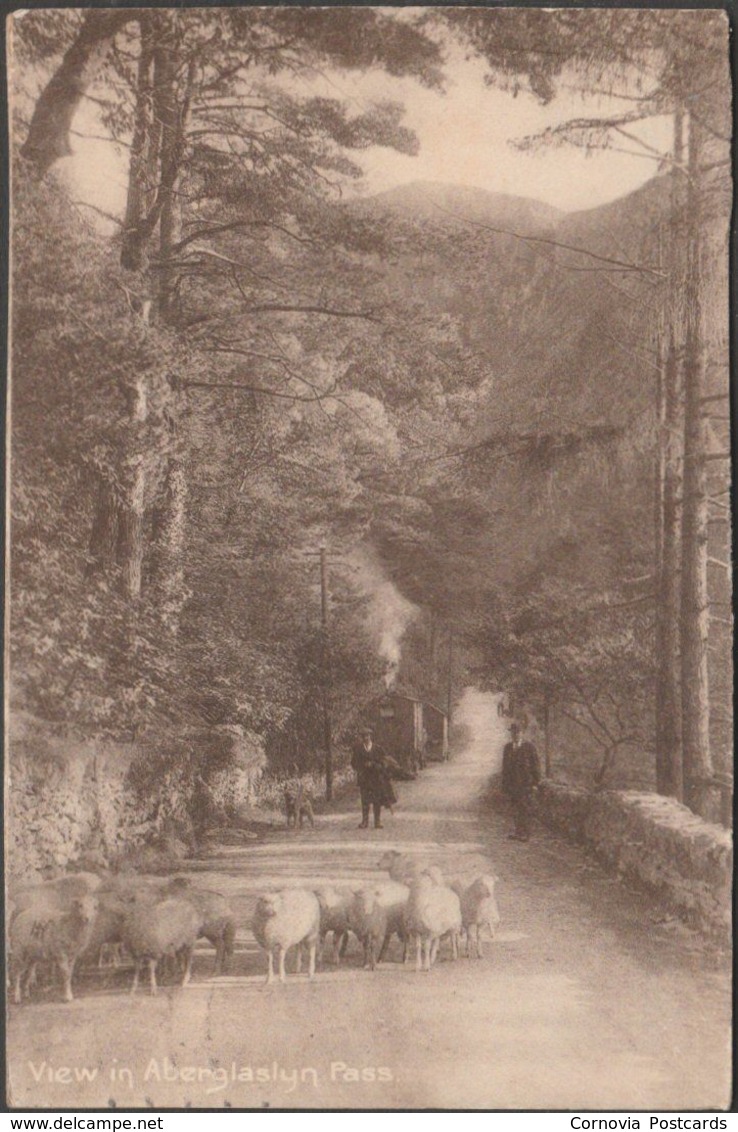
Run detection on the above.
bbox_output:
[351,727,397,829]
[501,721,541,841]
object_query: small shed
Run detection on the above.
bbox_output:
[370,692,448,771]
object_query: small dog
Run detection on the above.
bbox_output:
[284,784,315,829]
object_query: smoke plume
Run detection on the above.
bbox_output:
[350,546,418,689]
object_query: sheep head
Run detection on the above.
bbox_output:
[71,895,98,924]
[353,889,378,915]
[470,875,498,898]
[315,886,338,909]
[257,893,282,918]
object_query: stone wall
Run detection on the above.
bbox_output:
[537,782,732,939]
[7,713,266,883]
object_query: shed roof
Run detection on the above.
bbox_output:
[379,691,447,718]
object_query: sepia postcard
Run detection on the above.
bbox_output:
[4,4,733,1112]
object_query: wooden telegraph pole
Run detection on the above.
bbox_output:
[319,546,333,802]
[446,626,454,723]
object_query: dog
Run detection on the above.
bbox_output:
[284,784,315,829]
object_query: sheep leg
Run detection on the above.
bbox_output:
[338,931,349,960]
[13,964,23,1005]
[266,950,275,985]
[378,928,392,963]
[130,960,140,996]
[451,931,459,961]
[180,946,193,987]
[58,955,74,1002]
[476,927,484,959]
[16,960,37,997]
[415,934,422,973]
[278,945,287,984]
[213,937,224,976]
[430,937,439,966]
[423,937,432,972]
[295,943,302,975]
[307,939,316,980]
[23,961,38,997]
[148,958,158,997]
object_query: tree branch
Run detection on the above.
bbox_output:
[423,194,664,278]
[184,379,337,402]
[240,302,381,322]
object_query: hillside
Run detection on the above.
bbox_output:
[363,175,668,702]
[359,180,563,233]
[355,175,669,430]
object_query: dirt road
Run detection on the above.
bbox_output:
[7,690,731,1110]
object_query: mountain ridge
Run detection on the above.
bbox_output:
[352,179,563,234]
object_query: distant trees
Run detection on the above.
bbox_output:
[444,8,731,816]
[11,10,447,772]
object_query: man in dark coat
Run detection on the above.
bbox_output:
[351,728,397,829]
[501,722,541,842]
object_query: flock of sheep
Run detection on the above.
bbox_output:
[8,850,500,1003]
[259,852,500,984]
[8,872,235,1002]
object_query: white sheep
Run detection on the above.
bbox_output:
[314,886,354,964]
[251,889,320,984]
[166,878,236,975]
[77,875,178,970]
[377,849,423,884]
[404,871,462,972]
[372,880,410,961]
[11,872,103,920]
[79,885,132,968]
[348,889,390,970]
[451,875,500,958]
[101,874,174,904]
[10,894,98,1003]
[122,897,201,996]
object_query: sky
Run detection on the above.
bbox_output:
[44,24,674,220]
[302,52,673,211]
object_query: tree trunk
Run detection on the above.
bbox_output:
[120,14,160,272]
[20,10,133,176]
[543,692,551,777]
[679,115,713,819]
[116,378,148,602]
[154,17,195,324]
[654,107,685,799]
[86,478,119,578]
[149,454,187,635]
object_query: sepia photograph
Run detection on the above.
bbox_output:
[4,4,733,1112]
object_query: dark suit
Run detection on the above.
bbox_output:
[502,739,541,839]
[351,741,397,827]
